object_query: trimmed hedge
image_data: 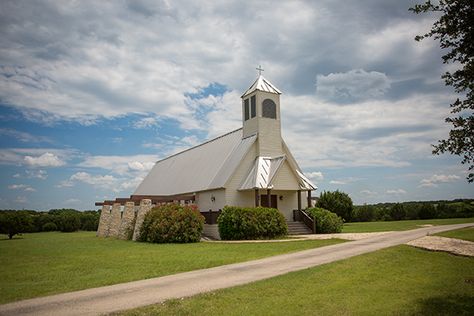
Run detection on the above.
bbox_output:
[306,207,344,233]
[139,204,204,243]
[217,206,287,240]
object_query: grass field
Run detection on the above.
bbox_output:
[342,217,474,233]
[0,231,344,304]
[118,245,474,316]
[435,227,474,242]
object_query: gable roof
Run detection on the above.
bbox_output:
[133,128,257,196]
[240,156,286,190]
[241,75,282,98]
[239,154,317,191]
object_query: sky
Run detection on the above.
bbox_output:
[0,0,472,211]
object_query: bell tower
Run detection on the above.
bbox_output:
[241,68,283,156]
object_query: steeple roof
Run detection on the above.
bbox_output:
[241,75,282,98]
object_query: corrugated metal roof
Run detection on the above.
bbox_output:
[296,170,317,190]
[239,155,317,191]
[240,156,286,190]
[133,128,257,196]
[241,75,282,98]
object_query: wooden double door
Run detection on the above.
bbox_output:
[260,194,278,209]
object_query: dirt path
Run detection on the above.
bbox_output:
[0,223,472,316]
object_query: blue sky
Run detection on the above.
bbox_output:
[0,0,472,210]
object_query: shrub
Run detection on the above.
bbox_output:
[42,222,58,231]
[306,207,344,233]
[139,204,204,243]
[218,206,287,240]
[58,213,81,232]
[317,190,353,221]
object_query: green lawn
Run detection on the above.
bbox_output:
[435,227,474,242]
[342,217,474,233]
[0,231,344,304]
[118,245,474,316]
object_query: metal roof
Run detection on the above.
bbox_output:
[241,75,282,98]
[133,128,257,196]
[296,170,317,190]
[240,156,286,190]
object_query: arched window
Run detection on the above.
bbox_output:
[262,99,277,119]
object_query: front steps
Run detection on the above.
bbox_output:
[287,221,312,235]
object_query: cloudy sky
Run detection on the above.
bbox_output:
[0,0,472,211]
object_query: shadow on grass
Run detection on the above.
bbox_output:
[413,294,474,315]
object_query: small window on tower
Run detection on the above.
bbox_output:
[244,99,249,121]
[262,99,277,119]
[251,95,256,118]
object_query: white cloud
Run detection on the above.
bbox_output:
[0,128,52,143]
[25,169,48,179]
[64,171,143,194]
[419,174,460,188]
[8,184,36,192]
[306,171,324,182]
[329,177,362,185]
[0,148,75,166]
[78,155,158,175]
[316,69,390,102]
[386,189,407,195]
[70,172,117,187]
[133,117,159,129]
[24,152,65,167]
[360,190,377,196]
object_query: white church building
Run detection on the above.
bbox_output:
[96,73,316,239]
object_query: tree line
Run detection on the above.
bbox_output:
[316,190,474,223]
[0,209,100,239]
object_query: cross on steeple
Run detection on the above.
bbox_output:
[256,65,264,76]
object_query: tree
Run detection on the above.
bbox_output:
[0,211,33,239]
[316,190,353,221]
[389,203,406,221]
[410,1,474,182]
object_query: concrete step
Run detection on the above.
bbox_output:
[286,221,312,235]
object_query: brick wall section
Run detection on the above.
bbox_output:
[108,203,122,238]
[118,202,136,240]
[97,205,111,237]
[132,199,152,241]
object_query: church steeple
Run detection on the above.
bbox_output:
[241,71,283,156]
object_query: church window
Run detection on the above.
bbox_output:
[262,99,277,119]
[244,98,249,120]
[251,95,256,118]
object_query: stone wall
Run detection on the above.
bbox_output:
[118,202,136,240]
[132,199,152,241]
[96,205,111,237]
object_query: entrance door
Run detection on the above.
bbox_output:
[260,194,278,208]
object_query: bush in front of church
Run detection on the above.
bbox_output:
[306,207,343,233]
[139,204,205,243]
[217,206,287,240]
